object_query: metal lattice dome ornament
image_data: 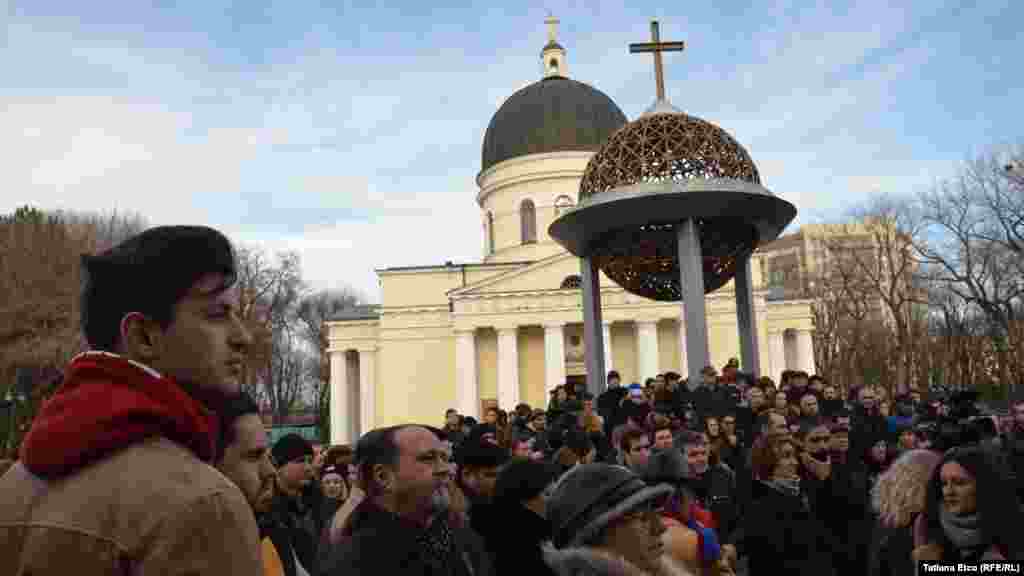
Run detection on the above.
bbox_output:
[549,23,796,301]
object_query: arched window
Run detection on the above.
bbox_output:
[487,211,496,254]
[554,195,575,216]
[560,275,582,289]
[520,199,537,244]
[549,58,559,72]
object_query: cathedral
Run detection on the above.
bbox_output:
[325,19,816,445]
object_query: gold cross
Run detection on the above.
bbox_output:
[629,21,685,102]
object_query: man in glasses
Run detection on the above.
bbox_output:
[270,433,321,574]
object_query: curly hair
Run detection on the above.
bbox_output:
[871,449,940,528]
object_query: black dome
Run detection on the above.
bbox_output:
[481,76,627,173]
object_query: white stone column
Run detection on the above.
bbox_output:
[544,323,566,396]
[497,326,520,410]
[329,350,350,446]
[768,330,785,382]
[602,323,614,374]
[677,314,689,378]
[636,320,660,381]
[455,329,479,419]
[796,329,816,375]
[358,348,376,437]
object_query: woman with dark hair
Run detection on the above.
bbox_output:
[743,433,835,575]
[913,445,1022,563]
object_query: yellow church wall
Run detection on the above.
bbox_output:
[379,264,524,308]
[611,323,638,384]
[374,335,456,427]
[476,328,498,402]
[658,321,679,374]
[517,326,546,409]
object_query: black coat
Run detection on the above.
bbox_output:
[320,500,493,576]
[867,521,915,576]
[828,458,873,576]
[688,464,741,548]
[473,500,557,576]
[744,480,836,576]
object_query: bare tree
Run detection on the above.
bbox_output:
[0,207,147,452]
[817,194,928,394]
[918,147,1024,390]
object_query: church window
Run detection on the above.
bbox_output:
[560,274,582,289]
[487,211,496,254]
[554,195,575,216]
[549,58,558,71]
[520,199,537,244]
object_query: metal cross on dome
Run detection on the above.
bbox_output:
[629,20,685,102]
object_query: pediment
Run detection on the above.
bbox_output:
[449,251,619,297]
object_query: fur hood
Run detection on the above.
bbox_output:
[542,542,694,576]
[871,449,940,528]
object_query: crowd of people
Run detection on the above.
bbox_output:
[0,225,1021,576]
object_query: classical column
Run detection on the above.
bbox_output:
[678,219,710,386]
[544,323,566,396]
[358,348,376,437]
[497,326,520,410]
[602,322,614,374]
[677,313,689,379]
[734,253,761,378]
[329,350,350,445]
[455,329,479,419]
[768,330,785,383]
[795,329,816,375]
[580,257,606,396]
[636,320,660,381]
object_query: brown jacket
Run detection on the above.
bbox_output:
[0,436,262,575]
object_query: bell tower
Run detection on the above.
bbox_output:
[542,15,568,78]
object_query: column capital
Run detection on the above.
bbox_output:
[453,327,477,336]
[636,318,659,328]
[543,322,566,331]
[495,325,519,335]
[355,345,377,354]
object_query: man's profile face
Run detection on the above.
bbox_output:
[147,274,252,400]
[216,414,275,514]
[390,427,451,515]
[624,436,650,472]
[685,443,708,476]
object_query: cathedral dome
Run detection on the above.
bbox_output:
[481,76,627,173]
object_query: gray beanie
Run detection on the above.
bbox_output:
[547,463,673,549]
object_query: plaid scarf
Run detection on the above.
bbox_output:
[417,514,457,574]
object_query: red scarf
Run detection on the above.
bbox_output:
[19,352,218,477]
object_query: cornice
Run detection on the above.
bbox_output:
[475,150,594,189]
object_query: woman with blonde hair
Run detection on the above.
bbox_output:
[867,449,940,576]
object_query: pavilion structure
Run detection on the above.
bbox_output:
[549,20,798,394]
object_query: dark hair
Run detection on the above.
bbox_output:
[81,225,237,351]
[607,370,621,381]
[751,433,795,481]
[354,425,413,496]
[456,438,510,471]
[923,446,1022,560]
[564,429,595,461]
[324,444,354,468]
[215,392,261,462]
[620,428,648,453]
[445,408,458,417]
[495,459,560,504]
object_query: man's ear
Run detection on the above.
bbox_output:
[120,312,162,360]
[373,463,393,492]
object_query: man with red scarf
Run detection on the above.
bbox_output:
[0,226,262,575]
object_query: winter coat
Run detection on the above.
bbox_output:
[0,352,262,576]
[474,499,557,576]
[868,521,916,576]
[743,480,836,576]
[268,484,325,574]
[319,499,493,576]
[828,457,873,576]
[543,543,694,576]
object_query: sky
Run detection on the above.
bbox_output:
[2,0,1021,303]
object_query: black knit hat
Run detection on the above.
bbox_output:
[495,459,560,504]
[272,433,313,467]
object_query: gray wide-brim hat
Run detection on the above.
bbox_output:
[547,463,673,549]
